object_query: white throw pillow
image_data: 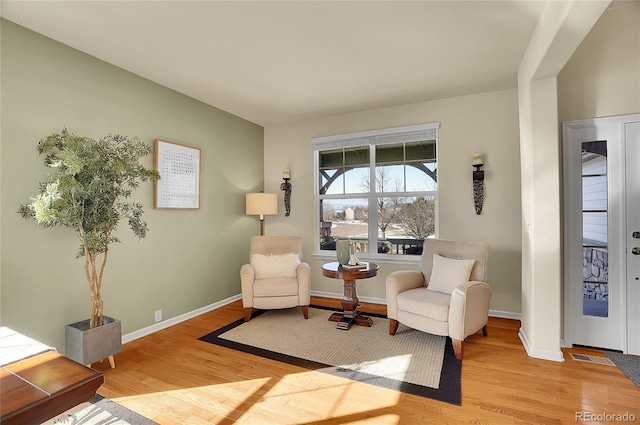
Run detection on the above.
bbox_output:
[251,253,300,278]
[427,254,475,294]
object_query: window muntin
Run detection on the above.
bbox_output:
[375,142,437,193]
[319,147,369,195]
[316,129,437,257]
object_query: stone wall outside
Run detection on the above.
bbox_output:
[583,247,608,300]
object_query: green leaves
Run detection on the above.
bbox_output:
[19,128,160,257]
[20,128,161,328]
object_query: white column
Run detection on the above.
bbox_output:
[517,0,611,361]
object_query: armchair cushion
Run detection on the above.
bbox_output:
[250,253,300,278]
[427,254,475,294]
[397,287,451,322]
[253,276,300,297]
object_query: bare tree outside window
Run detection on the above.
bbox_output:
[362,168,434,240]
[397,196,436,239]
[361,167,405,238]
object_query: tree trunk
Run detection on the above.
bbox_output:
[86,252,104,329]
[90,290,103,329]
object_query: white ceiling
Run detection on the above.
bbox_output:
[1,1,552,126]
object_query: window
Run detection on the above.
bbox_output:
[581,140,608,318]
[313,123,438,258]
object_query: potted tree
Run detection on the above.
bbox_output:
[19,128,159,367]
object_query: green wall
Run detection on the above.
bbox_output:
[0,19,264,351]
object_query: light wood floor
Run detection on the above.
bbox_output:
[93,297,639,424]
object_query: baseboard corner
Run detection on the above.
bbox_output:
[518,327,565,362]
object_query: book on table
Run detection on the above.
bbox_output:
[341,262,367,270]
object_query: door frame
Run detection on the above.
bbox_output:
[625,120,640,355]
[562,114,639,353]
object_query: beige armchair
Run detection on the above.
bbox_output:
[386,238,490,359]
[240,236,311,322]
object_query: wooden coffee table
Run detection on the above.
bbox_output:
[0,351,104,425]
[321,261,379,330]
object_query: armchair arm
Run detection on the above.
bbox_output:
[296,262,311,305]
[385,270,425,320]
[240,263,256,308]
[448,281,491,341]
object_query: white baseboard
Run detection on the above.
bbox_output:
[310,290,384,305]
[518,327,565,362]
[310,290,522,320]
[489,310,521,320]
[122,291,521,345]
[121,294,242,344]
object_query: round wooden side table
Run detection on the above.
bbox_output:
[321,261,379,330]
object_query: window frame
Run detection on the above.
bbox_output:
[312,123,439,264]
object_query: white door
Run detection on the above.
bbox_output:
[625,121,640,355]
[563,114,640,354]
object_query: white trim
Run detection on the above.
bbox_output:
[312,252,421,266]
[122,291,521,346]
[562,114,640,130]
[121,294,242,344]
[309,290,521,320]
[518,328,565,362]
[311,290,385,306]
[490,310,522,320]
[311,122,440,150]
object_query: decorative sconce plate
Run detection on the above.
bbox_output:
[472,153,484,215]
[281,169,292,216]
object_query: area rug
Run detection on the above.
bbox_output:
[41,395,158,425]
[199,306,461,405]
[605,352,640,387]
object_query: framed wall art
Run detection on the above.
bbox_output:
[154,139,201,209]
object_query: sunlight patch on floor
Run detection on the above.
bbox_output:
[113,371,402,424]
[339,354,413,382]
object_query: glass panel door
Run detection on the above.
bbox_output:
[581,141,608,317]
[563,117,627,352]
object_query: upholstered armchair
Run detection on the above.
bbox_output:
[386,238,490,359]
[240,236,311,322]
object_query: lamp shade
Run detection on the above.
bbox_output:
[246,193,278,216]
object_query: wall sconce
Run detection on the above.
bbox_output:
[246,192,278,235]
[280,169,292,217]
[472,153,484,215]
